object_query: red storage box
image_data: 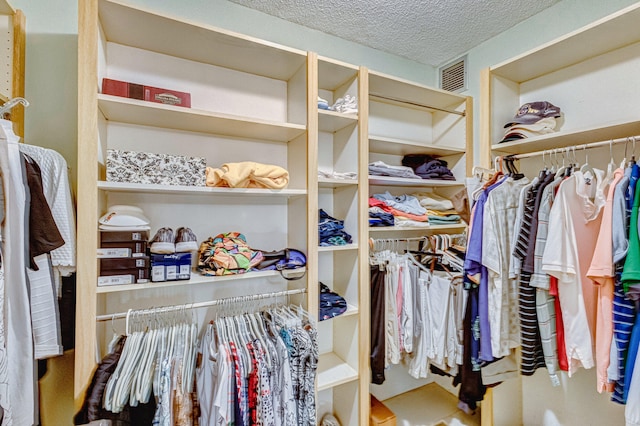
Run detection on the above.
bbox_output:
[102,78,191,108]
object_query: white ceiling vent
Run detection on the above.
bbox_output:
[439,56,467,93]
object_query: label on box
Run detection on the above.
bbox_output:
[152,265,165,282]
[166,265,177,281]
[97,248,131,258]
[178,264,191,280]
[98,275,135,286]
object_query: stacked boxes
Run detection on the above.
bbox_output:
[97,229,194,286]
[98,230,150,286]
[151,253,192,282]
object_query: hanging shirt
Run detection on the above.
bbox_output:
[622,180,640,300]
[465,177,507,362]
[587,168,624,392]
[542,170,605,376]
[483,177,530,357]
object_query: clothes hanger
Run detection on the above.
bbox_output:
[580,145,595,184]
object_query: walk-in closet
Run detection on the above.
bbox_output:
[4,0,640,425]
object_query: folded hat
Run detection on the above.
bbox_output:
[99,205,150,227]
[504,101,561,128]
[319,282,347,321]
[506,117,557,133]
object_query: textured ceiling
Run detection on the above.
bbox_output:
[228,0,560,67]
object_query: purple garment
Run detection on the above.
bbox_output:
[415,160,455,180]
[464,178,505,362]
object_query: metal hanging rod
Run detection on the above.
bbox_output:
[369,93,466,116]
[503,134,640,161]
[96,288,307,322]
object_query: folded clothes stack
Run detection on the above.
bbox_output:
[318,95,358,114]
[402,154,455,180]
[318,168,357,180]
[368,160,421,179]
[319,282,348,321]
[499,101,562,144]
[319,209,353,246]
[412,192,462,226]
[369,192,429,227]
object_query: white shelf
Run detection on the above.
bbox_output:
[99,0,307,81]
[369,135,465,156]
[318,177,358,188]
[317,352,359,391]
[369,70,466,111]
[98,181,307,197]
[318,244,358,252]
[369,224,466,233]
[318,109,358,133]
[318,304,359,321]
[491,3,640,83]
[96,269,282,293]
[98,94,306,142]
[318,56,358,91]
[492,119,640,154]
[368,175,464,187]
[0,0,14,15]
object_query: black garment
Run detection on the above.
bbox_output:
[59,274,76,350]
[22,153,64,270]
[456,285,486,410]
[74,336,157,425]
[519,272,546,375]
[370,265,386,385]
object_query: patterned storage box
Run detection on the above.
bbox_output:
[106,149,206,186]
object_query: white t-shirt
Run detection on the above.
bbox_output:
[542,171,605,376]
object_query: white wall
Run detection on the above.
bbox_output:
[460,0,640,164]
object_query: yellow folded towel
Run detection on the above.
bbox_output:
[206,161,289,189]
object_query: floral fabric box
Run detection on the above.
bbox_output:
[106,149,206,186]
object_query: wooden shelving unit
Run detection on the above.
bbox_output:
[479,4,640,425]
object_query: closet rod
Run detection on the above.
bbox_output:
[95,288,307,322]
[505,134,640,160]
[369,93,466,116]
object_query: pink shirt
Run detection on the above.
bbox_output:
[587,168,623,392]
[543,170,606,376]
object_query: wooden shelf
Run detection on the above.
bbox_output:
[318,109,358,133]
[369,224,466,233]
[99,0,307,81]
[369,135,465,156]
[318,177,358,188]
[317,352,359,391]
[491,3,640,83]
[369,70,466,111]
[98,181,307,197]
[96,269,283,293]
[318,304,358,321]
[318,56,358,91]
[492,119,640,154]
[368,175,464,187]
[98,94,306,142]
[0,0,14,15]
[318,244,358,252]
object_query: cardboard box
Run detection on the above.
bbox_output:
[100,256,150,272]
[370,395,396,426]
[151,253,192,282]
[102,78,191,108]
[106,149,206,187]
[99,267,150,282]
[100,241,148,257]
[100,230,149,243]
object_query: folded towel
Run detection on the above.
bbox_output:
[206,161,289,189]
